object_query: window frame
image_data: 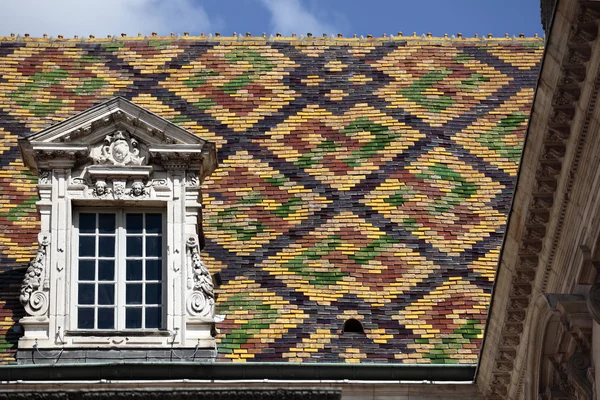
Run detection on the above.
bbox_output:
[70,207,167,332]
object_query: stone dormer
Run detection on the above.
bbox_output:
[17,97,218,363]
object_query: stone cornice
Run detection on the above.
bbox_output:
[479,0,600,398]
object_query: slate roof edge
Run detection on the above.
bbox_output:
[0,363,476,382]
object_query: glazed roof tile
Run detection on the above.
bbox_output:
[0,38,543,364]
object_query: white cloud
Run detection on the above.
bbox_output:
[260,0,338,36]
[1,0,215,38]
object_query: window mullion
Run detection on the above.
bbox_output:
[117,210,126,330]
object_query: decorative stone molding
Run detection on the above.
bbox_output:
[17,97,218,359]
[185,235,215,317]
[484,2,600,398]
[19,232,50,316]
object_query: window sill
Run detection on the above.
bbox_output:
[65,330,172,337]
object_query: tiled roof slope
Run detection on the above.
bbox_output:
[0,37,542,364]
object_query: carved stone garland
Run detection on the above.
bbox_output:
[186,235,215,317]
[19,232,50,316]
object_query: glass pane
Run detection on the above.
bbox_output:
[97,308,114,329]
[126,308,142,329]
[146,259,161,281]
[146,236,162,257]
[78,260,95,281]
[78,307,94,329]
[98,260,114,281]
[98,214,116,233]
[146,214,162,234]
[126,260,143,281]
[98,236,115,257]
[145,307,161,329]
[126,236,143,257]
[79,213,96,233]
[126,214,143,233]
[145,283,161,305]
[79,236,95,257]
[126,284,142,304]
[78,284,95,305]
[98,284,114,305]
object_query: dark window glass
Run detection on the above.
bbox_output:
[126,284,142,304]
[126,260,143,281]
[97,308,114,329]
[78,284,95,305]
[78,260,95,281]
[126,214,143,233]
[146,236,161,257]
[98,284,114,305]
[98,260,114,281]
[145,308,161,329]
[146,259,161,281]
[146,214,162,234]
[126,236,143,257]
[145,283,161,305]
[79,236,95,257]
[98,214,116,233]
[78,308,94,329]
[98,236,115,257]
[126,308,142,329]
[79,214,96,233]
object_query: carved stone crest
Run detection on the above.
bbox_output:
[91,130,145,166]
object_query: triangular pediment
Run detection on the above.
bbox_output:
[19,97,217,179]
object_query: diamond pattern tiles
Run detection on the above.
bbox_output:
[0,44,133,131]
[160,44,299,132]
[0,39,543,364]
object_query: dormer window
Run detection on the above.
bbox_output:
[17,97,218,363]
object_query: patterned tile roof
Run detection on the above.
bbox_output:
[0,37,543,364]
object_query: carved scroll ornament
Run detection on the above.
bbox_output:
[20,232,50,316]
[587,282,600,324]
[186,235,215,317]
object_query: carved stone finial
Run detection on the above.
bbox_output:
[185,235,214,317]
[91,130,145,166]
[20,232,50,316]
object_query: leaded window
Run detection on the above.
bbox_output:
[75,210,164,330]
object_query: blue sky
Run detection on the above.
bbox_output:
[3,0,544,39]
